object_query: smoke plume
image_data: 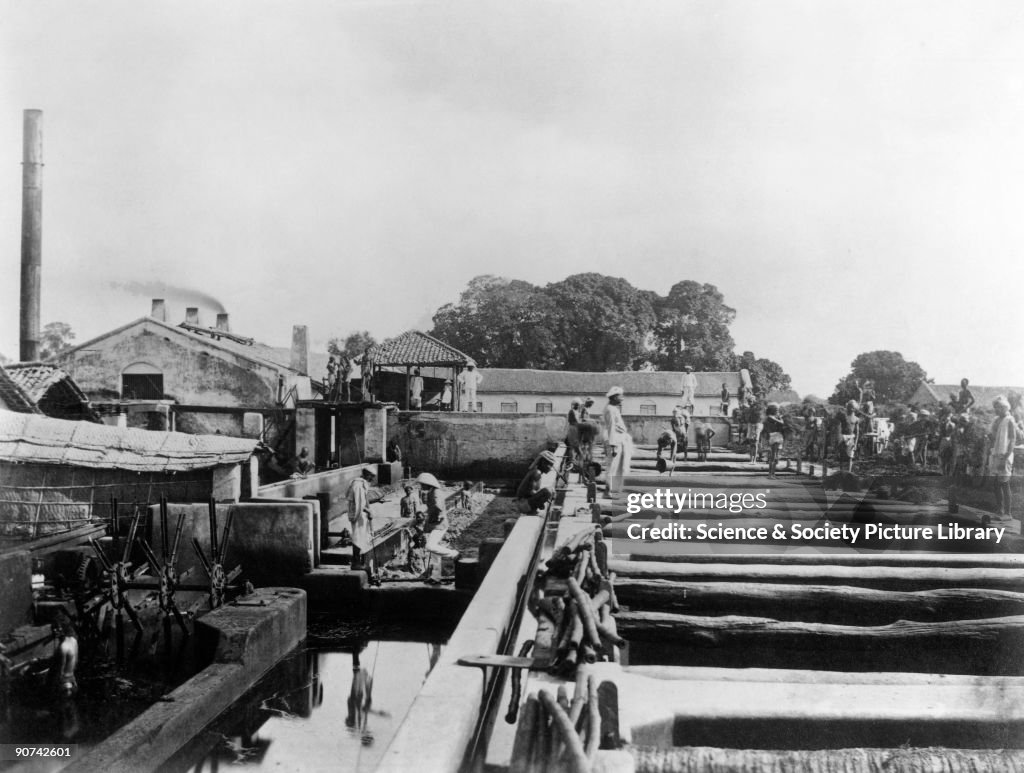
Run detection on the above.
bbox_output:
[110,280,226,314]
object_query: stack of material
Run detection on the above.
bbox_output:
[509,674,604,773]
[531,529,624,676]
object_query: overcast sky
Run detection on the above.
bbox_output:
[1,0,1022,398]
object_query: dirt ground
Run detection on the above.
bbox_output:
[449,492,522,560]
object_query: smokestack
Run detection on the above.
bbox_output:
[20,109,43,362]
[215,313,230,332]
[185,307,199,326]
[290,325,309,375]
[151,298,167,322]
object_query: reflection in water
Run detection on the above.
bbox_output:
[170,639,446,773]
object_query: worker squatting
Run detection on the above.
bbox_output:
[625,521,1008,544]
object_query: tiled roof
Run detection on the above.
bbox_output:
[0,366,39,414]
[0,409,258,472]
[369,331,474,367]
[6,363,84,403]
[477,368,741,396]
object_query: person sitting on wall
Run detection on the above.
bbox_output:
[656,430,677,473]
[515,450,556,515]
[387,439,403,463]
[294,447,314,476]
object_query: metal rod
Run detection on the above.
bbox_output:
[208,498,218,560]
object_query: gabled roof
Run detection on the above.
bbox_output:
[0,366,40,414]
[53,316,329,380]
[476,368,741,397]
[0,410,258,472]
[370,331,474,367]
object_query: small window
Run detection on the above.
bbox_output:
[500,402,518,413]
[122,373,164,400]
[475,401,483,412]
[639,402,657,416]
[535,402,553,413]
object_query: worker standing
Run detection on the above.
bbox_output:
[346,468,377,571]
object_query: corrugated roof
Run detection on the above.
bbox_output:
[0,410,257,471]
[369,331,474,367]
[477,368,741,396]
[0,366,40,414]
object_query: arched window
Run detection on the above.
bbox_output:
[121,362,164,400]
[639,402,657,416]
[535,402,553,413]
[500,402,518,413]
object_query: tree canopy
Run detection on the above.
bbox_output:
[829,350,927,405]
[429,274,792,381]
[736,350,792,397]
[328,331,377,361]
[39,322,76,360]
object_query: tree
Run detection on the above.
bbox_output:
[651,281,737,371]
[39,322,75,360]
[543,274,657,371]
[431,276,562,368]
[829,351,927,405]
[736,351,792,397]
[328,331,377,361]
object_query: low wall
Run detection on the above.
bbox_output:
[624,415,732,446]
[152,501,316,587]
[257,463,374,522]
[392,412,566,477]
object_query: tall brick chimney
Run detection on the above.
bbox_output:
[151,299,167,322]
[290,325,309,375]
[215,313,230,332]
[185,307,199,326]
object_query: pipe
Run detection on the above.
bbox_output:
[20,109,43,362]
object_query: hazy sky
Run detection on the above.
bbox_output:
[2,0,1022,397]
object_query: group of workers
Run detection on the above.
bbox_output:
[346,467,458,584]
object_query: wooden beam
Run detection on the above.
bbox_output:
[613,578,1024,625]
[616,611,1024,674]
[608,559,1024,592]
[627,745,1024,773]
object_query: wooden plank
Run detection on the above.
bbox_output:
[614,552,1024,569]
[614,578,1024,625]
[608,559,1024,591]
[627,746,1024,773]
[617,611,1024,674]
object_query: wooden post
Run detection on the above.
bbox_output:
[405,365,410,411]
